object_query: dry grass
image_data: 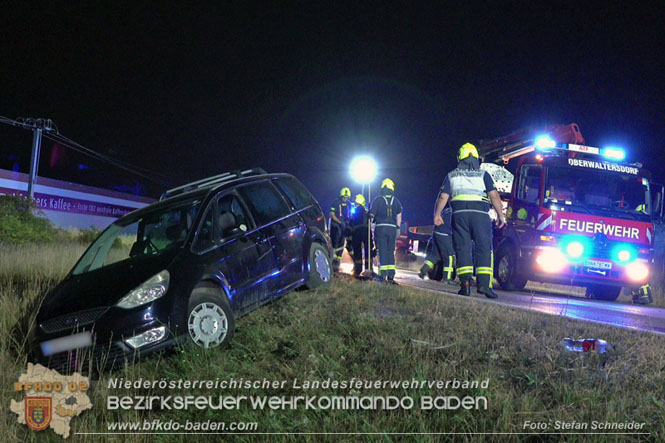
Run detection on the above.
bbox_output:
[1,243,664,442]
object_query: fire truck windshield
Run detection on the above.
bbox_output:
[544,166,649,217]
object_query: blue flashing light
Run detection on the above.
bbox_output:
[611,244,637,264]
[534,135,556,150]
[566,241,584,258]
[601,146,626,161]
[559,235,592,263]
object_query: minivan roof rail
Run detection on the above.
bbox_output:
[160,167,267,200]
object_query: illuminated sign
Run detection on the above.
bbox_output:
[567,158,638,175]
[559,218,639,239]
[568,144,600,154]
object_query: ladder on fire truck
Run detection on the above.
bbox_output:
[478,123,585,164]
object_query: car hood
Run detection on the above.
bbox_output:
[38,248,181,321]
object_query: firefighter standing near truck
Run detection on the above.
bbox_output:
[434,143,506,298]
[349,194,373,277]
[330,187,352,269]
[370,178,403,284]
[418,202,456,283]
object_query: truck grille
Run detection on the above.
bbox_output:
[40,307,109,334]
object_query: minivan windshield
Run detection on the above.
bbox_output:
[72,200,201,275]
[545,166,649,216]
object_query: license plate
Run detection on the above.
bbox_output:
[40,331,92,356]
[584,259,612,270]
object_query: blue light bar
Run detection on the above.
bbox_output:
[534,135,556,150]
[601,146,626,161]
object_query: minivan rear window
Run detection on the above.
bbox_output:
[238,182,291,226]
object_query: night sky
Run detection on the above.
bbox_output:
[1,2,664,224]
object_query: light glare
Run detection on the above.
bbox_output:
[566,241,584,258]
[602,146,626,161]
[536,248,568,273]
[626,262,648,281]
[349,155,378,184]
[535,135,556,150]
[617,249,631,262]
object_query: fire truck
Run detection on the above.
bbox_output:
[480,123,662,302]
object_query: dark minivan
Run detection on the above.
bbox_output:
[36,169,333,371]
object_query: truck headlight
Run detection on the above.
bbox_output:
[536,248,568,273]
[117,270,170,309]
[626,262,648,282]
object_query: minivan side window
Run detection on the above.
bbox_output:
[238,182,291,226]
[217,194,251,238]
[273,177,317,210]
[192,193,253,253]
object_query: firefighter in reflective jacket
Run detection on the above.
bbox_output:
[418,203,455,283]
[369,178,403,283]
[330,187,352,268]
[349,194,373,276]
[433,143,506,298]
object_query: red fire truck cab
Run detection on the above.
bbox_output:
[484,124,657,302]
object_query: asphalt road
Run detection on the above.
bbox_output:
[339,263,665,336]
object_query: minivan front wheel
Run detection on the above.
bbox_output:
[187,288,235,349]
[306,243,332,289]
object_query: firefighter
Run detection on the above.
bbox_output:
[349,194,373,277]
[369,178,403,284]
[418,203,455,283]
[433,143,506,298]
[632,284,653,304]
[330,187,352,269]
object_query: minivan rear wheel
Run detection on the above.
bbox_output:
[187,288,235,349]
[305,243,332,289]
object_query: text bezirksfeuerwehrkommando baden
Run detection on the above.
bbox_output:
[107,377,489,391]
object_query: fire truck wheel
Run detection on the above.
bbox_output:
[585,285,621,301]
[495,245,528,291]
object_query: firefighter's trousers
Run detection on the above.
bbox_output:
[330,222,346,262]
[424,224,455,280]
[452,209,493,288]
[351,226,373,275]
[375,225,397,280]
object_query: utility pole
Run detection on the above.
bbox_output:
[27,127,43,199]
[14,118,56,199]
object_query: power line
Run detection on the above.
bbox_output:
[0,114,174,186]
[43,132,173,185]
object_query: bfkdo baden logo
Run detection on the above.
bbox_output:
[10,363,92,438]
[25,397,53,431]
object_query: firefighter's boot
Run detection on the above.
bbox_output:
[418,261,433,280]
[458,279,472,296]
[477,286,498,299]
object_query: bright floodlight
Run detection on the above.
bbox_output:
[349,155,378,184]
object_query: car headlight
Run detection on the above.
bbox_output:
[117,270,170,309]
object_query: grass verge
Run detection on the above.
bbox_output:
[1,244,664,442]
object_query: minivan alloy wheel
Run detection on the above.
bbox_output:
[188,302,228,348]
[314,248,331,282]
